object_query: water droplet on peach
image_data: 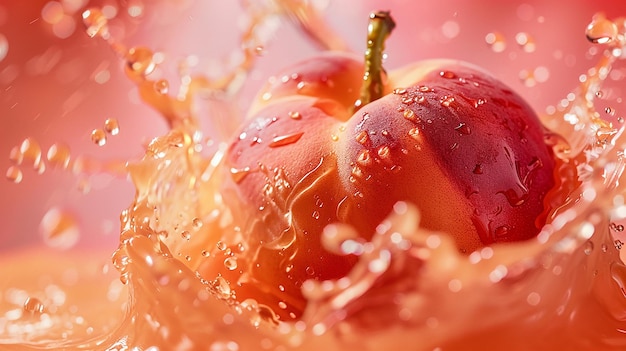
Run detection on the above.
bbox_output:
[403,109,416,121]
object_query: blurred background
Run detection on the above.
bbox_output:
[0,0,624,254]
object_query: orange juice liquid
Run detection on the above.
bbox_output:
[1,2,626,350]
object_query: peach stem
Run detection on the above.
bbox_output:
[353,11,396,113]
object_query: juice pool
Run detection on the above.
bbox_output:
[1,1,626,350]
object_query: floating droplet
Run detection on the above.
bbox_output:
[224,257,238,271]
[6,166,23,183]
[19,138,42,169]
[47,143,71,169]
[104,118,120,135]
[154,79,169,95]
[40,207,80,250]
[586,16,618,44]
[125,46,156,79]
[91,129,107,146]
[81,8,109,39]
[23,297,44,314]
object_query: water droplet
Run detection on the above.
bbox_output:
[356,150,372,166]
[19,138,43,169]
[104,118,120,135]
[312,211,320,220]
[230,167,251,183]
[584,240,594,255]
[305,266,315,276]
[494,225,510,238]
[355,130,370,145]
[331,134,339,142]
[403,109,416,121]
[288,111,301,119]
[91,129,107,146]
[440,96,455,107]
[154,79,169,95]
[269,132,304,148]
[224,257,238,271]
[23,297,45,314]
[40,207,80,249]
[605,107,616,116]
[212,276,232,300]
[586,16,618,44]
[6,166,23,183]
[217,241,227,251]
[201,250,210,257]
[46,143,71,169]
[408,127,420,140]
[125,46,156,79]
[419,86,432,92]
[473,98,486,108]
[393,88,407,95]
[377,145,391,159]
[473,164,483,174]
[455,122,471,135]
[181,230,191,241]
[485,32,506,52]
[192,218,203,230]
[439,71,456,79]
[81,8,109,39]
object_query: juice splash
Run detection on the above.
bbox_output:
[2,2,626,350]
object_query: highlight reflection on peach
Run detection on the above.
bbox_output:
[1,1,626,350]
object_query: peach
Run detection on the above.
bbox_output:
[216,12,556,320]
